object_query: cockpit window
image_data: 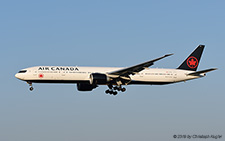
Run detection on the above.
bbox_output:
[18,70,27,73]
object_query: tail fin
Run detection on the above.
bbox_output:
[177,45,205,71]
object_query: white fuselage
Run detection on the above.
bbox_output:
[15,66,204,85]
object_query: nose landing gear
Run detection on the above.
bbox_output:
[27,81,34,91]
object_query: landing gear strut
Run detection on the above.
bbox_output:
[27,81,34,91]
[113,86,126,92]
[105,85,126,95]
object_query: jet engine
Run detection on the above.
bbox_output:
[90,73,110,84]
[77,83,97,91]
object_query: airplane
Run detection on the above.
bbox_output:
[15,45,217,95]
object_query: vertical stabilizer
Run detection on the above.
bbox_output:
[177,45,205,71]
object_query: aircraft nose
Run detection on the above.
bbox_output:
[15,73,19,79]
[15,73,23,80]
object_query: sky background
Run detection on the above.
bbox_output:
[0,0,224,141]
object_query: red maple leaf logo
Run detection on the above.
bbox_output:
[39,74,44,78]
[187,56,198,68]
[189,59,196,66]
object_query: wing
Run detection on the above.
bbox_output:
[108,54,173,77]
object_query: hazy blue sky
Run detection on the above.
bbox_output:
[0,0,224,141]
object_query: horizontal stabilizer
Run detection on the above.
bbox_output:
[187,68,217,76]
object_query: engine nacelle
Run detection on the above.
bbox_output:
[77,83,97,91]
[90,73,110,84]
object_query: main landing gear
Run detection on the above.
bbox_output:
[27,81,34,91]
[105,84,126,95]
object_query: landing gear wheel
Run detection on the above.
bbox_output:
[105,85,126,95]
[29,87,34,91]
[121,87,126,92]
[113,86,122,91]
[105,90,110,94]
[112,91,118,95]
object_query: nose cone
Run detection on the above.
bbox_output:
[15,73,18,78]
[15,73,23,80]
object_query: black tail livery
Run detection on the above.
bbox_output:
[177,45,205,71]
